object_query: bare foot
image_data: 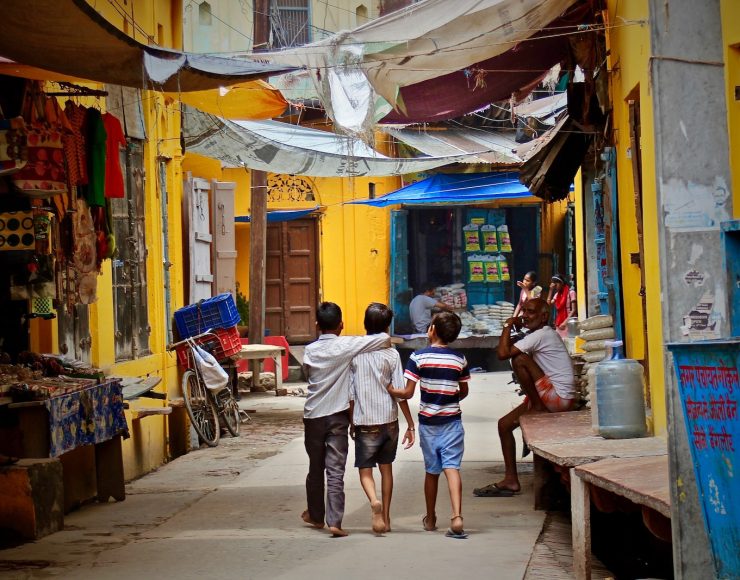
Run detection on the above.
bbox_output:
[371,500,385,534]
[301,510,324,529]
[329,526,349,537]
[422,514,437,531]
[495,480,521,493]
[384,518,392,533]
[450,515,464,535]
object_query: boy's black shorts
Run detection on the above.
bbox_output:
[354,420,399,468]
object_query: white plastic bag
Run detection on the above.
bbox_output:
[190,341,229,392]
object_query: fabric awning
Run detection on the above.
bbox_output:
[516,115,590,202]
[350,173,534,207]
[386,127,521,166]
[261,0,591,128]
[182,107,478,178]
[0,0,295,92]
[175,81,288,120]
[235,207,319,223]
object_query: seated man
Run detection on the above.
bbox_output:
[409,283,453,334]
[474,298,575,497]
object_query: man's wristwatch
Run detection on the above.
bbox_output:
[407,427,415,431]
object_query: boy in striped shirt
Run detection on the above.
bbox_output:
[349,303,416,535]
[389,311,470,539]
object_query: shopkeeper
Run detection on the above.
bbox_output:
[409,282,453,333]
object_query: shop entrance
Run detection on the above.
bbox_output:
[391,204,543,333]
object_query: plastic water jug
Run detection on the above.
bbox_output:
[592,340,647,439]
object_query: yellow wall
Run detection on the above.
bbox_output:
[40,1,188,479]
[606,1,666,433]
[722,1,740,218]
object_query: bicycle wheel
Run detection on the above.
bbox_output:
[220,390,241,438]
[182,369,220,447]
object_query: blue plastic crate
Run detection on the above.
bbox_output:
[174,293,240,339]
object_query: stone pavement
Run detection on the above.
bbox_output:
[0,372,547,580]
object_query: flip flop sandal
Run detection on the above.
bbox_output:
[473,484,517,497]
[422,515,438,531]
[446,516,468,539]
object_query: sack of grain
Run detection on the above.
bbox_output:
[582,350,607,363]
[582,339,607,352]
[579,327,615,342]
[578,314,614,332]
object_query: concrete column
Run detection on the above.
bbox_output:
[648,1,732,577]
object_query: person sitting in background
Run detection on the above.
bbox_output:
[512,271,539,319]
[409,283,453,333]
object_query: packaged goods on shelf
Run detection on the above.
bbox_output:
[481,225,499,252]
[497,225,512,252]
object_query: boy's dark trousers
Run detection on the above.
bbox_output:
[303,410,350,528]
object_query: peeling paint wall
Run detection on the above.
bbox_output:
[649,0,732,576]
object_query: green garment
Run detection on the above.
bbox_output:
[85,108,107,207]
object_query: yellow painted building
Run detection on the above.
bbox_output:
[24,0,189,480]
[601,1,667,434]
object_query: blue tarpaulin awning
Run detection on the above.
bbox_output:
[350,173,535,207]
[235,207,319,223]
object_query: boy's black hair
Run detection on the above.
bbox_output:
[431,311,462,344]
[316,302,342,331]
[419,281,436,293]
[364,302,393,335]
[525,271,538,283]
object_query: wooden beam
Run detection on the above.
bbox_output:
[571,467,592,580]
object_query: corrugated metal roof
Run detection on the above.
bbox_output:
[385,128,522,166]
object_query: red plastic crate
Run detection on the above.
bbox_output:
[175,326,241,368]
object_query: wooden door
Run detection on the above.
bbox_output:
[211,180,237,296]
[184,176,214,303]
[265,218,318,343]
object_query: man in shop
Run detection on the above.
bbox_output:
[473,298,575,497]
[409,283,453,334]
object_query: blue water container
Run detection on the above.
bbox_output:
[593,340,647,439]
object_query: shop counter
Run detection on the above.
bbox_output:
[394,334,507,371]
[6,379,129,511]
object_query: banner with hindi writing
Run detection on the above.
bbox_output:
[669,339,740,578]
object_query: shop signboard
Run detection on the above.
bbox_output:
[667,339,740,579]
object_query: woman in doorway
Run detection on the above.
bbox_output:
[547,273,577,338]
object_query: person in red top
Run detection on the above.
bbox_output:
[546,273,577,338]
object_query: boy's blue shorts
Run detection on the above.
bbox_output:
[419,420,465,474]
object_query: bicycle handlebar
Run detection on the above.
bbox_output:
[166,329,218,352]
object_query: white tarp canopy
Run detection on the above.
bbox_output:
[182,107,477,178]
[260,0,578,131]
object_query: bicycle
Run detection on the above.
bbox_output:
[167,330,241,447]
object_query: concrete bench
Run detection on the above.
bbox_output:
[520,410,670,580]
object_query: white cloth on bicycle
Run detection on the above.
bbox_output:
[192,342,229,392]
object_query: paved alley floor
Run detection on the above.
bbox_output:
[0,372,545,580]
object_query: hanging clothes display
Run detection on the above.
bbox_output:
[101,112,125,198]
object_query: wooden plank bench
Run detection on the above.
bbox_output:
[519,410,670,580]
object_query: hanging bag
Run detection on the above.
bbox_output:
[12,87,68,197]
[189,339,229,392]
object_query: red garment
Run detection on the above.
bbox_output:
[64,101,88,186]
[102,113,126,198]
[553,284,572,328]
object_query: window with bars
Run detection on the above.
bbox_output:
[111,139,150,361]
[271,0,310,48]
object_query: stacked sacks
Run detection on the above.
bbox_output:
[575,314,615,404]
[437,284,468,309]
